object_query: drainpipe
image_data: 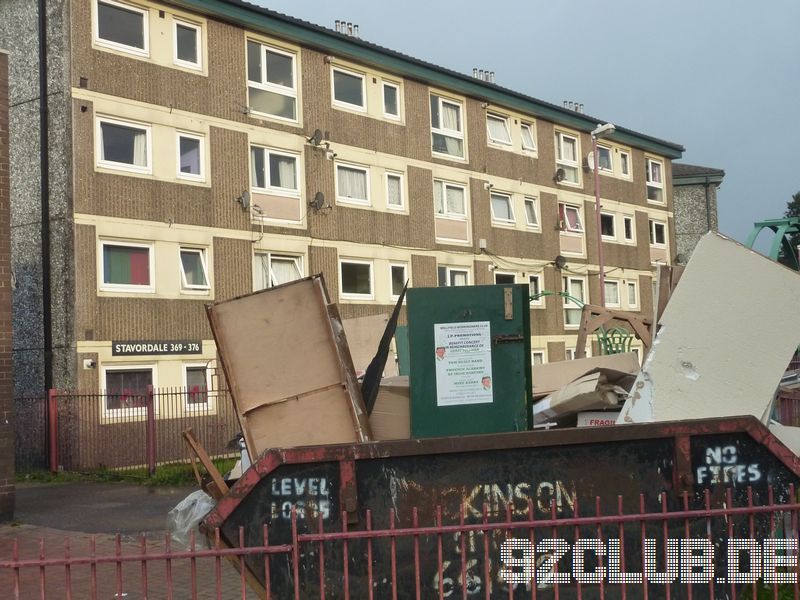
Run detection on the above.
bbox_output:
[38,0,53,390]
[703,175,712,232]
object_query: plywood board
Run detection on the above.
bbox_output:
[618,233,800,424]
[343,313,399,377]
[206,276,371,457]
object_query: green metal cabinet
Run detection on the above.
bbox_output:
[407,284,533,438]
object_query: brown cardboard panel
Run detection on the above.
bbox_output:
[342,313,399,377]
[370,376,410,440]
[532,352,640,398]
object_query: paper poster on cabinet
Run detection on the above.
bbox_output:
[433,321,493,406]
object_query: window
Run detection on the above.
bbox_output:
[179,247,209,291]
[524,197,539,227]
[597,145,612,172]
[556,132,580,184]
[604,280,620,307]
[383,82,400,119]
[520,123,536,152]
[563,276,586,327]
[173,19,201,69]
[96,0,148,55]
[494,272,515,285]
[558,203,583,233]
[97,117,151,173]
[339,259,374,299]
[246,41,297,121]
[620,151,630,177]
[600,213,616,239]
[649,219,666,246]
[332,67,366,110]
[623,216,635,242]
[104,366,153,411]
[254,253,302,290]
[390,263,407,299]
[646,158,664,202]
[490,192,514,223]
[386,172,404,209]
[529,274,542,305]
[433,180,466,218]
[532,351,545,366]
[430,94,464,159]
[486,114,511,146]
[184,364,209,408]
[101,241,153,292]
[437,266,469,287]
[627,281,639,309]
[566,347,591,360]
[250,146,299,194]
[336,164,370,205]
[176,133,204,181]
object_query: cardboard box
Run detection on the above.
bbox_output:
[577,411,621,427]
[370,376,410,440]
[532,352,640,399]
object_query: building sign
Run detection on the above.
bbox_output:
[434,321,493,406]
[112,340,202,356]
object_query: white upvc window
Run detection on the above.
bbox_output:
[627,280,639,309]
[529,274,543,306]
[486,113,512,146]
[437,266,469,287]
[524,197,539,228]
[246,40,297,121]
[183,363,211,410]
[95,0,149,57]
[555,131,580,184]
[520,122,537,152]
[176,132,205,181]
[649,219,667,247]
[600,212,616,240]
[389,263,408,299]
[339,259,374,300]
[597,144,613,172]
[490,191,515,224]
[173,19,201,70]
[563,276,586,328]
[383,81,401,119]
[433,180,467,219]
[100,240,154,293]
[179,247,210,291]
[646,158,664,203]
[623,215,635,242]
[250,146,299,195]
[566,347,592,360]
[558,203,583,233]
[620,151,631,177]
[254,252,303,291]
[494,271,516,285]
[96,116,152,174]
[430,94,465,159]
[332,66,366,111]
[532,350,546,365]
[604,280,621,307]
[385,172,404,210]
[102,364,155,414]
[336,163,370,206]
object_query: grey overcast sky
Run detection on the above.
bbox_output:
[255,0,800,246]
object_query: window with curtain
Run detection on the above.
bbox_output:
[254,253,302,290]
[529,275,542,304]
[486,114,511,145]
[250,146,298,193]
[646,158,664,202]
[337,165,369,204]
[597,145,613,171]
[179,248,209,290]
[558,204,583,233]
[556,132,579,184]
[386,173,403,208]
[104,367,152,410]
[97,0,146,53]
[185,366,208,406]
[246,40,297,121]
[438,266,469,287]
[178,134,203,179]
[521,123,536,151]
[433,180,466,217]
[430,94,464,158]
[563,277,585,326]
[627,282,639,307]
[604,281,620,306]
[102,243,151,289]
[99,119,149,171]
[490,192,514,222]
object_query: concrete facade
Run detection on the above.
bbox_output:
[4,0,683,402]
[672,163,724,266]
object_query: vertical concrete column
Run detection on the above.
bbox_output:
[0,50,15,521]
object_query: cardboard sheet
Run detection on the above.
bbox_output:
[343,313,399,377]
[532,368,631,425]
[532,352,640,398]
[370,376,410,440]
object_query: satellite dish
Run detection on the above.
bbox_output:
[308,129,324,146]
[586,151,595,170]
[554,168,566,183]
[310,191,326,211]
[554,255,567,269]
[236,190,250,210]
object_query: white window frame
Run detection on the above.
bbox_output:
[620,151,631,178]
[597,144,613,173]
[382,81,401,120]
[250,146,300,197]
[179,247,210,292]
[604,280,621,308]
[532,350,547,365]
[558,203,584,234]
[253,252,303,291]
[433,180,467,219]
[600,212,616,240]
[555,131,580,185]
[623,215,635,242]
[385,171,405,210]
[101,363,156,416]
[96,116,152,175]
[649,219,667,247]
[523,197,540,229]
[430,94,465,159]
[486,113,512,146]
[335,162,371,206]
[94,0,149,57]
[520,122,537,152]
[183,362,213,411]
[529,274,543,306]
[339,258,374,300]
[563,276,586,329]
[566,347,592,360]
[493,271,516,285]
[246,41,298,122]
[389,262,408,300]
[646,158,665,203]
[172,18,202,70]
[175,132,205,182]
[99,239,155,293]
[331,66,367,112]
[490,191,515,224]
[627,280,640,309]
[438,266,470,287]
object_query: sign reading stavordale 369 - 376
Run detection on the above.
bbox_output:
[111,340,203,356]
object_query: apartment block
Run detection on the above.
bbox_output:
[2,0,683,408]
